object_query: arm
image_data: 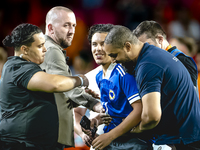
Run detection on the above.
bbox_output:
[41,46,99,109]
[105,100,142,138]
[132,63,164,133]
[74,107,93,146]
[92,100,142,149]
[133,92,161,133]
[66,88,101,111]
[74,107,87,136]
[66,66,103,111]
[92,66,143,149]
[27,71,87,92]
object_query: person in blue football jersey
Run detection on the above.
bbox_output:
[74,24,114,149]
[89,24,151,150]
[74,24,151,150]
[95,63,141,134]
[103,25,200,150]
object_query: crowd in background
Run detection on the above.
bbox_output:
[1,0,200,149]
[1,0,200,62]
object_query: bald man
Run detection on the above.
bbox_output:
[40,6,102,150]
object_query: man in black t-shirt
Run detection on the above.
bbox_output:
[0,23,90,150]
[0,57,59,149]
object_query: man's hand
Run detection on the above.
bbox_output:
[81,116,98,137]
[130,125,142,133]
[81,126,99,138]
[85,88,100,99]
[100,109,112,126]
[82,127,92,137]
[66,99,79,109]
[80,132,97,147]
[92,133,113,150]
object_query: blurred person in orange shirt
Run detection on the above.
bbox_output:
[195,50,200,101]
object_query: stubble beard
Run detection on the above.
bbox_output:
[60,40,71,49]
[55,31,73,48]
[121,58,137,74]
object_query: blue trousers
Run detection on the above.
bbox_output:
[104,133,153,150]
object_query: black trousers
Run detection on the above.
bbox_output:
[55,143,72,150]
[0,142,36,150]
[0,140,55,150]
[103,133,153,150]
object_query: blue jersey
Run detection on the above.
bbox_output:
[134,43,200,145]
[96,63,141,133]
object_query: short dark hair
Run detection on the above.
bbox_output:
[2,23,42,51]
[133,21,167,40]
[105,25,138,48]
[88,24,114,44]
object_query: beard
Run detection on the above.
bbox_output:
[54,31,73,48]
[121,59,137,75]
[117,53,137,74]
[60,40,71,49]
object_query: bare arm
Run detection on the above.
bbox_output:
[74,107,87,137]
[92,100,142,149]
[74,107,94,147]
[74,107,102,136]
[133,92,161,133]
[27,71,87,93]
[103,100,142,140]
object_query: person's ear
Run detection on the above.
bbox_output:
[124,42,132,52]
[20,45,28,55]
[156,35,164,45]
[48,24,54,34]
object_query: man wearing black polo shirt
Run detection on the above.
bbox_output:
[133,20,198,91]
[104,25,200,150]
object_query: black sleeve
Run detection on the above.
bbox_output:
[177,54,198,87]
[13,63,43,88]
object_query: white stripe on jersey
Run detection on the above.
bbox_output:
[116,68,123,77]
[128,93,141,104]
[128,93,139,100]
[116,65,126,77]
[118,65,125,75]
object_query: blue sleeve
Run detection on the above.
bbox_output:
[136,63,164,97]
[120,72,141,104]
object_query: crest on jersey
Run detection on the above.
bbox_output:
[109,89,115,100]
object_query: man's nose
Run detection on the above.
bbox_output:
[43,46,47,52]
[69,26,75,34]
